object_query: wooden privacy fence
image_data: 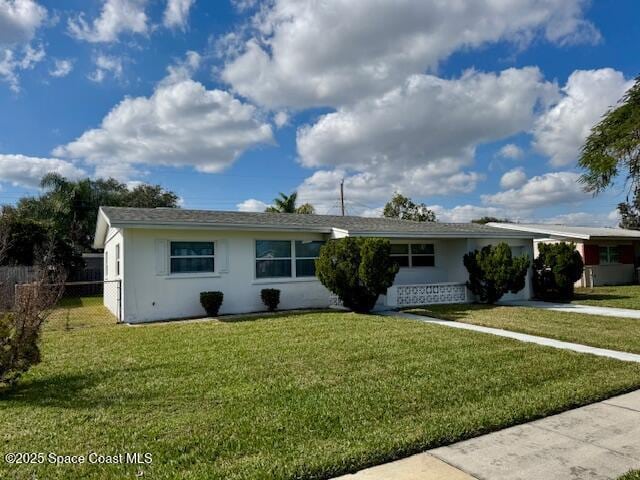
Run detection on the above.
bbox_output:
[0,266,38,309]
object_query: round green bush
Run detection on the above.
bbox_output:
[315,237,398,313]
[260,289,281,312]
[200,291,224,316]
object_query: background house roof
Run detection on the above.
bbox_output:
[96,207,533,245]
[488,222,640,240]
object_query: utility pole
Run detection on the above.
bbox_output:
[340,178,345,216]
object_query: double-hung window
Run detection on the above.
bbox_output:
[410,244,435,266]
[115,244,121,276]
[390,244,410,267]
[390,243,435,268]
[295,241,324,277]
[599,246,620,264]
[255,240,325,279]
[170,241,215,274]
[256,240,292,278]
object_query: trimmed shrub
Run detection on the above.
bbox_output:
[464,243,530,304]
[200,291,224,316]
[261,288,281,312]
[316,237,399,313]
[533,242,584,301]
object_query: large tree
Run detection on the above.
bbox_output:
[265,191,315,214]
[382,193,436,222]
[0,175,178,269]
[579,76,640,227]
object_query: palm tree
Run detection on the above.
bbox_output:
[265,192,315,214]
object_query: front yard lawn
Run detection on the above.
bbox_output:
[3,311,640,479]
[574,285,640,310]
[407,304,640,354]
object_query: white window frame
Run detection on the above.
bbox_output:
[599,245,620,265]
[115,244,121,276]
[105,251,109,278]
[294,240,324,278]
[254,240,324,280]
[391,243,436,268]
[409,244,435,267]
[169,241,216,275]
[255,240,293,279]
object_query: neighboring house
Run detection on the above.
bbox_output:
[94,207,536,323]
[488,223,640,288]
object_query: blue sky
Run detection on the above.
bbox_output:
[0,0,639,224]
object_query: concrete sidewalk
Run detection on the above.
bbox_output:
[335,390,640,480]
[500,299,640,319]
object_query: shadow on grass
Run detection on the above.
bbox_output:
[0,364,168,408]
[218,308,339,323]
[406,303,499,321]
[0,372,102,407]
[573,293,632,302]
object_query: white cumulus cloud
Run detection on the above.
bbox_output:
[221,0,599,109]
[163,0,194,30]
[500,168,527,189]
[0,154,85,187]
[482,171,589,210]
[533,68,633,167]
[54,54,274,180]
[294,67,555,213]
[237,198,269,212]
[0,0,46,45]
[68,0,148,43]
[49,58,73,77]
[0,42,43,91]
[430,204,509,223]
[88,54,123,82]
[498,143,524,160]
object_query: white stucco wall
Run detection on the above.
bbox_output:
[103,227,122,319]
[121,228,333,323]
[118,228,534,322]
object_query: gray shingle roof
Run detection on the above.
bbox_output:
[100,207,533,237]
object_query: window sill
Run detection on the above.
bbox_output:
[251,277,320,285]
[164,273,221,280]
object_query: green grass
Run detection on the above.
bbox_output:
[619,471,640,480]
[2,310,640,479]
[406,304,640,354]
[574,285,640,310]
[47,295,117,331]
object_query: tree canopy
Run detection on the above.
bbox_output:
[265,192,315,214]
[471,217,511,225]
[579,76,640,194]
[382,193,436,222]
[0,174,179,269]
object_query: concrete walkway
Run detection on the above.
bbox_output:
[500,299,640,319]
[381,311,640,363]
[335,390,640,480]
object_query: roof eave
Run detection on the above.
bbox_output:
[487,222,591,240]
[92,208,110,249]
